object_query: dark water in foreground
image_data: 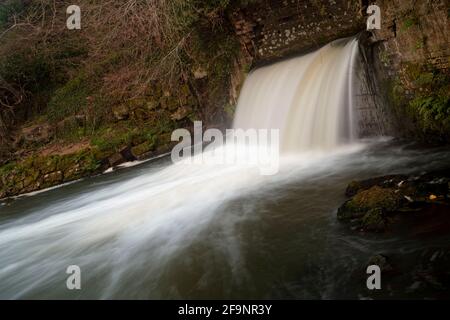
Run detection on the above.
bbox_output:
[0,139,449,299]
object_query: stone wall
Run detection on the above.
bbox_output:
[230,0,450,141]
[231,0,366,65]
[370,0,449,74]
[229,0,390,138]
[366,0,450,141]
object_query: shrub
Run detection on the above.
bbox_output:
[0,0,24,28]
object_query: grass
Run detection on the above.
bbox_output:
[401,13,420,32]
[91,122,159,154]
[46,73,93,122]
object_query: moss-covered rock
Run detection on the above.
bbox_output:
[338,171,450,233]
[42,171,63,188]
[107,153,126,167]
[131,141,156,158]
[338,186,402,221]
[171,106,192,121]
[361,208,387,233]
[0,150,101,199]
[345,175,408,197]
[112,105,130,121]
[367,254,394,273]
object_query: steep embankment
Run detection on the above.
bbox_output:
[0,0,250,198]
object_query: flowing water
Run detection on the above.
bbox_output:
[234,38,359,152]
[0,38,449,299]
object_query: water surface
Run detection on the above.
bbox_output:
[1,139,449,299]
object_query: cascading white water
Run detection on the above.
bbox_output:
[0,37,365,299]
[234,38,359,152]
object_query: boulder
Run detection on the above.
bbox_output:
[338,186,402,221]
[112,105,130,121]
[345,175,407,197]
[367,254,394,273]
[43,171,63,185]
[119,146,137,162]
[107,153,126,167]
[131,142,154,158]
[171,106,191,121]
[361,208,387,232]
[21,123,54,145]
[338,171,450,233]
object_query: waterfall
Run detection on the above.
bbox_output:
[0,37,366,299]
[233,38,359,152]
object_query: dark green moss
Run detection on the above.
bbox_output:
[361,208,387,232]
[337,186,402,221]
[401,11,420,32]
[404,64,450,139]
[46,73,93,122]
[0,150,102,198]
[386,62,450,142]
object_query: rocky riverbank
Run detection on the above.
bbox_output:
[359,249,450,299]
[338,170,450,298]
[338,170,450,233]
[0,137,176,200]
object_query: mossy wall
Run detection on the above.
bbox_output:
[368,0,450,142]
[0,150,100,199]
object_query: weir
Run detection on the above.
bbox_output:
[234,38,360,152]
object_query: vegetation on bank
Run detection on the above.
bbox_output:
[406,65,450,138]
[378,2,450,143]
[0,0,260,197]
[387,62,450,142]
